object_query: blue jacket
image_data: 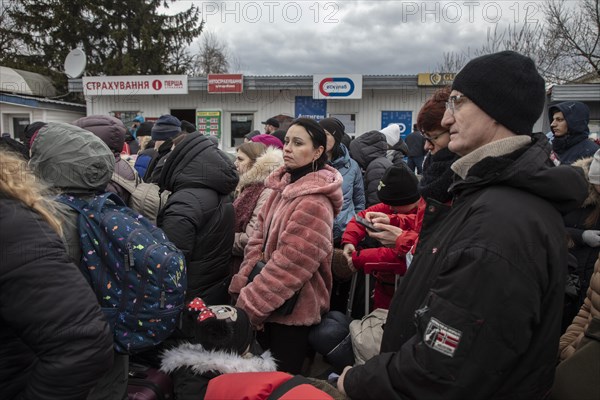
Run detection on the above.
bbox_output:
[329,144,365,243]
[550,101,599,165]
[134,148,155,178]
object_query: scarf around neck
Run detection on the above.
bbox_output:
[233,182,265,232]
[419,147,460,203]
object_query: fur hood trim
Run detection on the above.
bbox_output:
[160,342,277,375]
[238,147,284,190]
[572,157,600,207]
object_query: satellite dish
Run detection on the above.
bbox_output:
[64,48,87,78]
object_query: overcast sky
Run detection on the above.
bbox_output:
[164,0,549,75]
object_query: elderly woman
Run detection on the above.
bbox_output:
[229,118,343,374]
[232,142,284,274]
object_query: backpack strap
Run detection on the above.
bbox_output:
[56,194,96,214]
[267,375,312,400]
[87,192,127,212]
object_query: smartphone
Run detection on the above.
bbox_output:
[355,215,382,232]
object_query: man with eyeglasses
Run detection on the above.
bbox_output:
[338,51,588,399]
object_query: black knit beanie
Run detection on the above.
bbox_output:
[377,165,420,206]
[180,120,197,133]
[319,117,345,144]
[136,121,154,137]
[319,117,345,160]
[151,114,182,141]
[452,51,545,135]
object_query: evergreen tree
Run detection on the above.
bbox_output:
[1,0,203,95]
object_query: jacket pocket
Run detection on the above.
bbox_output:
[412,291,484,382]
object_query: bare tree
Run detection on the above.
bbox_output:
[541,0,600,83]
[436,49,472,73]
[436,23,544,74]
[191,31,231,76]
[437,0,600,84]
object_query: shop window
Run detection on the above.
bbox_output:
[231,114,254,148]
[110,111,140,126]
[329,113,356,134]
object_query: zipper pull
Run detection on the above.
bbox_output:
[128,243,135,268]
[160,290,166,309]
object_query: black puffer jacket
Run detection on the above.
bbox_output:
[0,197,113,399]
[157,133,239,305]
[349,130,392,207]
[344,133,588,399]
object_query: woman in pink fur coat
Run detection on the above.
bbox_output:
[229,118,343,374]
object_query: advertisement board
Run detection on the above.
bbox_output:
[83,75,188,96]
[313,74,363,99]
[196,110,222,138]
[417,73,456,86]
[381,111,412,140]
[207,74,243,93]
[295,96,327,120]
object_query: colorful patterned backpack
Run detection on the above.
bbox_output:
[57,192,186,354]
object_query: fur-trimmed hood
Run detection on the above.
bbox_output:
[160,342,277,375]
[237,147,284,191]
[572,156,600,208]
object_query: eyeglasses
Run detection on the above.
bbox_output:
[445,95,469,115]
[423,131,449,144]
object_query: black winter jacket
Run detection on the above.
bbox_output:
[157,133,239,305]
[0,198,114,400]
[349,130,392,207]
[144,139,172,183]
[344,133,588,399]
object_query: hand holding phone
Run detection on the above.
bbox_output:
[355,215,382,232]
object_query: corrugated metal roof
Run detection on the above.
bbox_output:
[551,84,600,101]
[69,74,419,93]
[0,92,85,111]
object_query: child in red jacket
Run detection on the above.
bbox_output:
[341,165,419,310]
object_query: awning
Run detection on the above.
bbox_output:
[0,66,57,97]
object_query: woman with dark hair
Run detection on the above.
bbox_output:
[229,117,343,374]
[319,117,365,246]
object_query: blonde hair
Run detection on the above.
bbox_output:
[138,136,152,152]
[0,150,63,235]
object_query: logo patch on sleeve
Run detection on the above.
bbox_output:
[423,317,462,357]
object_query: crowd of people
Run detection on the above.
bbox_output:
[1,50,599,399]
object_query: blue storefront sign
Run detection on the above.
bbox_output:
[295,96,327,121]
[381,111,412,140]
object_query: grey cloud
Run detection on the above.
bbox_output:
[187,1,541,75]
